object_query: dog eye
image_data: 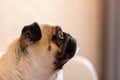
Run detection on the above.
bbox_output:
[57,31,64,39]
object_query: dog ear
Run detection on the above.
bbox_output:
[20,22,42,46]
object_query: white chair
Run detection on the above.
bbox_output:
[63,56,98,80]
[0,52,3,58]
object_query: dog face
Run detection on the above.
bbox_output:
[20,22,77,70]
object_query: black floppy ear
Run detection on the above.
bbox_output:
[20,22,42,45]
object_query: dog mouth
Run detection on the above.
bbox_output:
[53,26,77,70]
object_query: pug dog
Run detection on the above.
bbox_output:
[0,22,78,80]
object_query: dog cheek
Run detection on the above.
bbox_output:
[53,51,66,70]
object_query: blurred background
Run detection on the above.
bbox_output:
[0,0,120,80]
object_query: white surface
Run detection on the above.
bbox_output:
[0,52,3,58]
[63,56,98,80]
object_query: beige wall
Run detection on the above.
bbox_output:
[0,0,102,79]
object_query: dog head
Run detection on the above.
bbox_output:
[20,22,77,70]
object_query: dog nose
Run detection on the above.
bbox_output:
[64,33,77,57]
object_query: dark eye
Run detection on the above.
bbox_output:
[57,31,64,39]
[52,31,65,47]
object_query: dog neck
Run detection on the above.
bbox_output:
[0,39,63,80]
[0,57,63,80]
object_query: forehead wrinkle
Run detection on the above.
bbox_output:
[40,24,56,44]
